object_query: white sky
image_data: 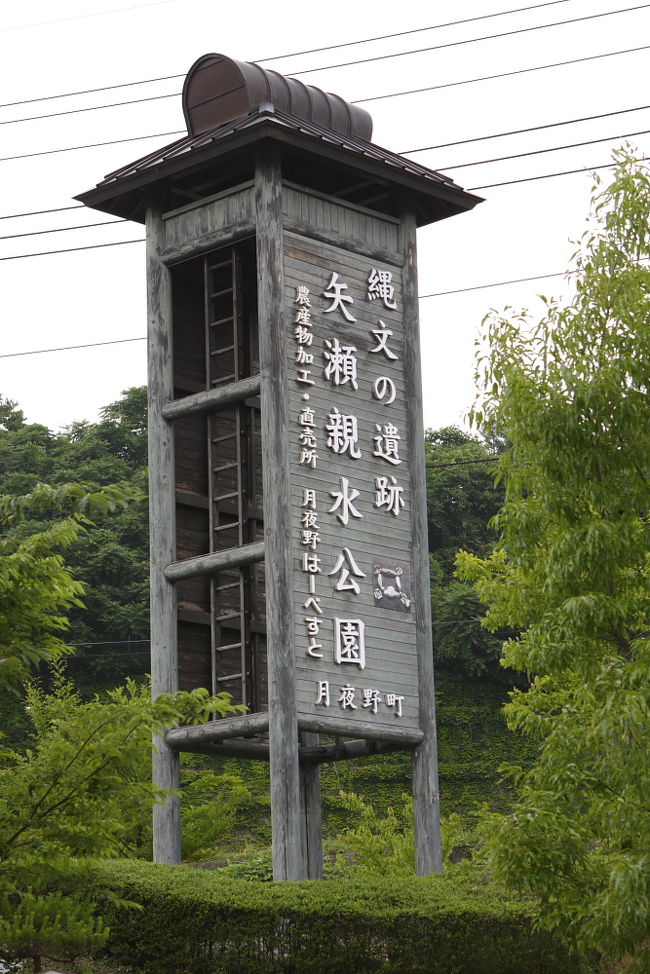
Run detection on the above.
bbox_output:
[0,0,648,434]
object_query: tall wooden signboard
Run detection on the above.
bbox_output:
[78,53,481,880]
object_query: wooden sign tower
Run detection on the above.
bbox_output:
[78,53,481,880]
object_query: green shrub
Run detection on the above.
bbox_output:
[94,858,593,974]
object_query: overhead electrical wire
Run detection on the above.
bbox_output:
[3,102,650,169]
[0,239,145,261]
[0,219,125,242]
[0,130,185,164]
[1,122,647,243]
[261,0,577,64]
[5,252,648,360]
[0,156,645,258]
[353,43,650,104]
[403,103,650,154]
[3,11,649,127]
[436,127,650,171]
[295,4,650,76]
[0,272,582,360]
[0,91,179,127]
[0,0,576,110]
[2,0,179,34]
[468,156,648,190]
[0,204,84,221]
[0,336,147,358]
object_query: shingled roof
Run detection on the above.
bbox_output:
[77,55,481,226]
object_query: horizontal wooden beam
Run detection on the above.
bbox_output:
[165,711,269,748]
[160,218,255,265]
[298,714,423,746]
[284,217,403,269]
[300,739,401,765]
[162,375,261,421]
[167,738,272,761]
[164,730,406,764]
[164,540,265,582]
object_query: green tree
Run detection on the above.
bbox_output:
[458,151,650,969]
[0,669,237,972]
[0,388,151,685]
[0,481,136,691]
[425,427,505,676]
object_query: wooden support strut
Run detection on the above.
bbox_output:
[147,202,181,866]
[162,374,261,421]
[164,539,265,582]
[401,198,443,876]
[256,146,305,882]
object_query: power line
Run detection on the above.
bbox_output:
[70,639,150,647]
[262,0,576,64]
[354,43,650,104]
[0,205,84,222]
[0,238,144,261]
[420,271,565,298]
[0,273,572,359]
[1,0,178,33]
[294,4,650,76]
[0,1,575,110]
[0,91,179,128]
[437,126,650,172]
[468,156,648,190]
[8,252,648,359]
[0,76,183,111]
[0,337,147,359]
[4,13,648,128]
[3,104,649,171]
[426,457,500,468]
[0,153,647,268]
[0,219,125,242]
[0,130,184,165]
[404,104,650,154]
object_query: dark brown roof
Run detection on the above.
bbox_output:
[182,53,373,141]
[76,105,481,226]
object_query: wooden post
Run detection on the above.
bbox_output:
[256,148,305,881]
[300,732,323,879]
[147,203,181,865]
[401,200,443,875]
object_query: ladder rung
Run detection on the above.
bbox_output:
[216,641,242,653]
[208,258,232,272]
[213,581,240,593]
[213,461,238,473]
[210,286,234,299]
[211,375,237,386]
[210,345,235,356]
[210,315,234,327]
[211,432,238,444]
[215,611,241,622]
[214,492,239,502]
[216,672,243,682]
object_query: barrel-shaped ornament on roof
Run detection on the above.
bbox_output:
[182,52,373,141]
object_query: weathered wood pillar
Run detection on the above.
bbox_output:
[147,203,181,865]
[401,201,443,874]
[256,148,305,881]
[300,732,323,879]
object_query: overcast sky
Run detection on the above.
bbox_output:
[0,0,648,434]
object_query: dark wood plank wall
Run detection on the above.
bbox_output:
[169,235,266,707]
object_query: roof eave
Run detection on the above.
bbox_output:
[76,116,482,226]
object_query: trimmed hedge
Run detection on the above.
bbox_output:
[94,859,592,974]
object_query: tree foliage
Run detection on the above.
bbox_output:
[0,388,151,686]
[458,151,650,969]
[425,427,505,676]
[0,668,239,972]
[0,481,137,691]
